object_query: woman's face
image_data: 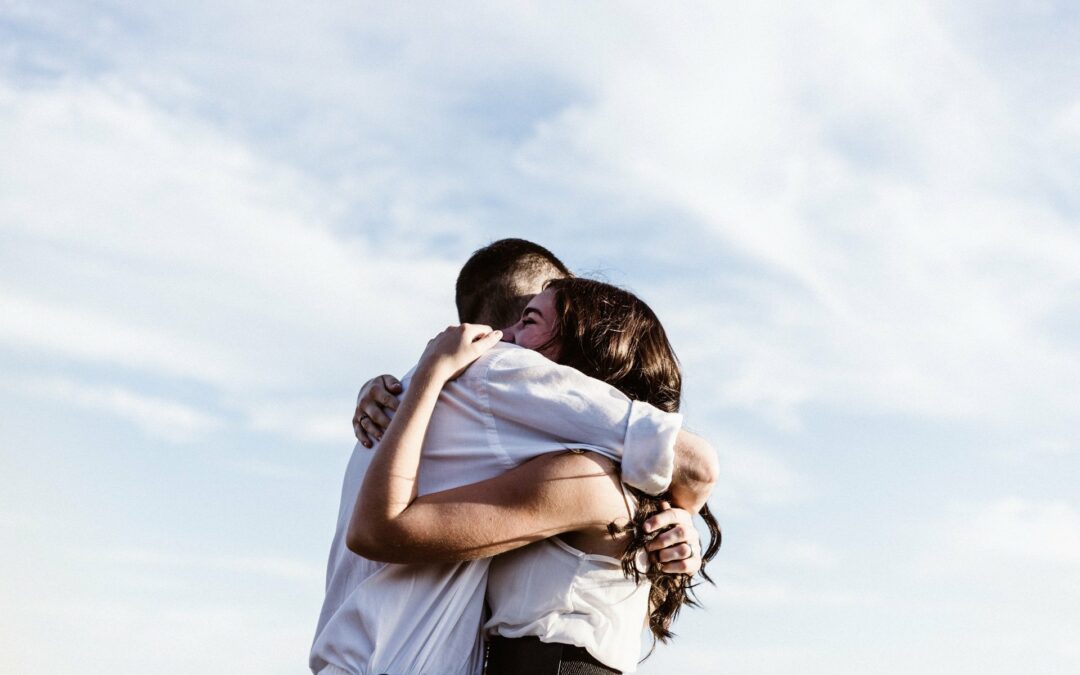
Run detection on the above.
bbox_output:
[500,288,561,361]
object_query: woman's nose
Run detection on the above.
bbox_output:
[499,325,517,343]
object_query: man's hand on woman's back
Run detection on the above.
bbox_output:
[644,502,703,576]
[354,374,402,447]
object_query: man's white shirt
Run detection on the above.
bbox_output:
[310,343,681,675]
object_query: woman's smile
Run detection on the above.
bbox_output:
[500,288,560,361]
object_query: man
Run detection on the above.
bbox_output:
[311,239,717,675]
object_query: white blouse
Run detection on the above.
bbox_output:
[311,344,679,675]
[484,489,650,673]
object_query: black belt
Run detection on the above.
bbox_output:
[484,635,621,675]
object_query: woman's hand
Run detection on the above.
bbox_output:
[417,324,503,383]
[643,501,702,575]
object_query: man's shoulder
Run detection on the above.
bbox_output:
[464,342,552,376]
[466,344,612,396]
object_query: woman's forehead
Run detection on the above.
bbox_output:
[524,288,556,315]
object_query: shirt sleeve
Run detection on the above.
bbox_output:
[476,345,680,495]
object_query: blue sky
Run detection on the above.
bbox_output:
[2,2,1079,673]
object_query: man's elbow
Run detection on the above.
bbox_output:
[669,433,719,512]
[693,440,719,488]
[676,434,719,487]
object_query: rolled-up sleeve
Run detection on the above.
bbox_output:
[476,345,680,494]
[622,400,680,495]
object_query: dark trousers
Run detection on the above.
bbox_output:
[484,636,621,675]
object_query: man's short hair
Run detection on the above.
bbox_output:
[455,238,572,328]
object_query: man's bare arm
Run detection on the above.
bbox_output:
[669,430,719,513]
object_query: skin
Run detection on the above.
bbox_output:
[498,287,561,359]
[352,289,560,447]
[354,292,718,515]
[346,315,702,572]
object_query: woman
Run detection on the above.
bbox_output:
[349,278,720,674]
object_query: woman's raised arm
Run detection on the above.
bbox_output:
[347,323,702,570]
[349,324,503,551]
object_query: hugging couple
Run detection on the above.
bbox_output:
[310,239,721,675]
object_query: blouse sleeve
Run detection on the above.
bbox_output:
[476,345,680,495]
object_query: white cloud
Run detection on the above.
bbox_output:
[929,497,1080,567]
[1056,99,1080,145]
[213,456,310,481]
[10,598,311,675]
[97,547,323,584]
[3,4,1080,675]
[751,537,841,569]
[0,511,50,531]
[18,376,220,442]
[0,77,459,400]
[696,561,875,610]
[0,290,251,386]
[710,437,809,512]
[508,1,1080,435]
[241,396,353,444]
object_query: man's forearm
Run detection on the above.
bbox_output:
[668,430,718,513]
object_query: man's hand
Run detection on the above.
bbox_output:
[643,502,703,575]
[353,375,403,448]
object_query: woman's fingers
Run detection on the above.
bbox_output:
[433,324,501,380]
[462,323,497,346]
[417,323,505,383]
[470,326,503,351]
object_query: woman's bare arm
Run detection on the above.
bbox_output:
[348,450,627,563]
[349,325,502,555]
[347,324,703,568]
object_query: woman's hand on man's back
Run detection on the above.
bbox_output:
[417,324,503,383]
[352,323,502,447]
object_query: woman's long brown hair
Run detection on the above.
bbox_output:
[542,277,721,647]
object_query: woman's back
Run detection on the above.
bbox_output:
[485,529,650,673]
